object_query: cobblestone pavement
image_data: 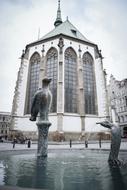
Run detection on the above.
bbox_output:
[0,140,126,152]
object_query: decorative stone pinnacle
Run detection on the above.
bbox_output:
[41,45,45,53]
[78,45,82,53]
[21,49,25,58]
[58,0,60,7]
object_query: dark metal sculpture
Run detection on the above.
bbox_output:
[30,78,52,157]
[97,120,122,166]
[30,78,52,122]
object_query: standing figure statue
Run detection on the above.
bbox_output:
[29,78,52,157]
[30,78,52,122]
[96,120,121,166]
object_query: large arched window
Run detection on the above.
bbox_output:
[83,52,96,114]
[64,47,77,113]
[46,48,58,113]
[26,52,40,114]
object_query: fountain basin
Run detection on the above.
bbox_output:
[0,150,127,190]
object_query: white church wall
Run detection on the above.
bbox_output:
[44,40,59,53]
[16,59,29,116]
[94,58,106,117]
[63,115,81,132]
[16,115,57,132]
[63,39,95,58]
[28,38,96,62]
[85,116,107,132]
[28,39,59,59]
[15,115,107,133]
[49,115,57,132]
[28,45,42,59]
[16,117,37,131]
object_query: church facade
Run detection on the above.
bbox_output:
[11,1,109,140]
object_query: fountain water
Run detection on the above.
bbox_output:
[0,150,127,190]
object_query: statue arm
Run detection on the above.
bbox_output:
[30,93,39,121]
[96,120,113,129]
[31,94,37,114]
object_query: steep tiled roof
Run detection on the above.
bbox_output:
[31,20,94,45]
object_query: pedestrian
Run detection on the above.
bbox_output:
[70,139,72,148]
[99,136,101,148]
[27,139,31,148]
[13,138,16,148]
[85,140,88,148]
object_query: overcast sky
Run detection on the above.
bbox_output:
[0,0,127,112]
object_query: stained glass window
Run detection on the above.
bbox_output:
[64,47,77,113]
[46,48,58,113]
[83,52,96,114]
[26,52,40,114]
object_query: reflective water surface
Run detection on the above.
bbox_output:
[0,150,127,190]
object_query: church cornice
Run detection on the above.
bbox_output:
[26,33,99,52]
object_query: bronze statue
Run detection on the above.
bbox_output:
[97,120,121,166]
[30,78,52,122]
[29,78,52,157]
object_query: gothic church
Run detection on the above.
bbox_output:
[11,1,109,140]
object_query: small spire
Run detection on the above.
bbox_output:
[37,27,40,40]
[21,49,25,59]
[54,0,62,27]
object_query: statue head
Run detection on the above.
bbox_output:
[42,78,52,87]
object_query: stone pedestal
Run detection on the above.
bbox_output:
[36,121,51,157]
